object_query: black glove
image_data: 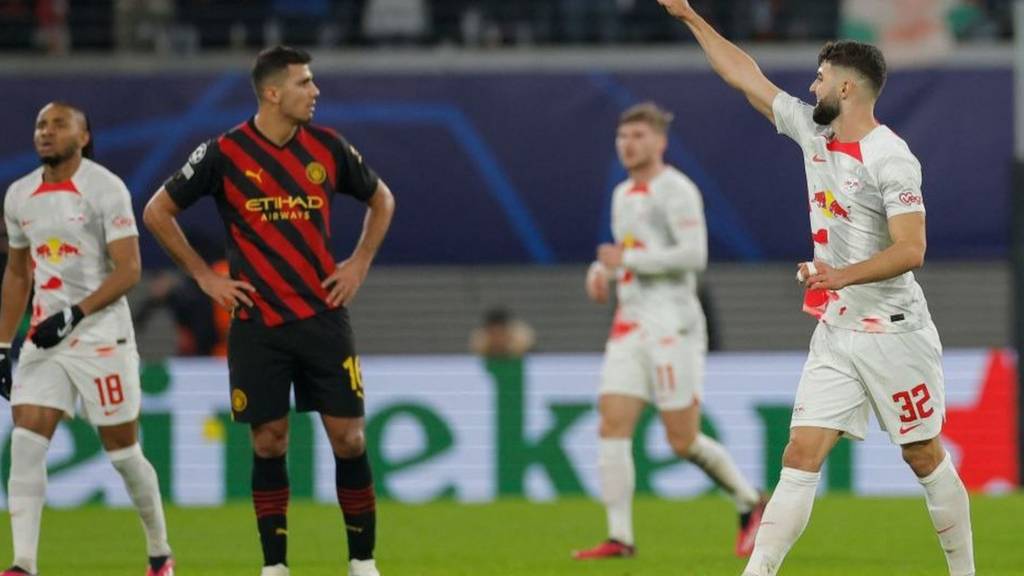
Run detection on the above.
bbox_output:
[31,305,84,349]
[0,345,11,401]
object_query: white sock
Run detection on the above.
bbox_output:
[8,427,50,575]
[108,444,172,557]
[685,434,761,512]
[744,467,820,576]
[598,438,634,545]
[919,451,974,576]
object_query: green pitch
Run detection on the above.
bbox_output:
[2,494,1021,575]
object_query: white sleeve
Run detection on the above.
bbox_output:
[100,176,140,244]
[3,186,28,249]
[622,183,707,274]
[772,91,818,150]
[877,155,925,218]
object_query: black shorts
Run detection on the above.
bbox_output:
[227,308,365,424]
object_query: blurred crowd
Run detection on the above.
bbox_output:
[0,0,1014,54]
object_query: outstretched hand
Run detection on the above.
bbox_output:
[656,0,695,20]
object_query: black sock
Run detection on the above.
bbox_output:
[148,555,169,572]
[336,452,376,561]
[253,454,290,566]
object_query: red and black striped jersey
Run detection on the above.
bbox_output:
[163,118,379,326]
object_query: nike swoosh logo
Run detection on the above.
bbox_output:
[57,324,74,338]
[103,408,120,416]
[812,154,826,163]
[899,423,923,435]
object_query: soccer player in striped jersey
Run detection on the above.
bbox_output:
[1,102,174,576]
[657,1,975,575]
[144,46,395,576]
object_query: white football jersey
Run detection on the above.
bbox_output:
[4,158,138,352]
[773,91,932,333]
[609,166,707,339]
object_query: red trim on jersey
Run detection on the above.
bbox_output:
[826,139,863,163]
[31,180,79,196]
[627,182,649,195]
[237,124,334,274]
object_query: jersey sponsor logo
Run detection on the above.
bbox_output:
[112,215,135,229]
[305,161,327,185]
[231,388,248,412]
[898,191,923,206]
[244,195,324,222]
[244,168,264,185]
[35,237,81,263]
[41,276,63,290]
[811,190,852,221]
[189,142,208,165]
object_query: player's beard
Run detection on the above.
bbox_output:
[39,141,79,167]
[812,92,841,125]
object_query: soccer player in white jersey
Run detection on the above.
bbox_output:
[656,2,976,575]
[574,102,765,560]
[0,103,174,576]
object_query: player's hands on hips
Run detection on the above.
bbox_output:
[31,305,84,349]
[197,269,255,311]
[323,257,369,307]
[597,243,624,269]
[800,260,848,291]
[0,344,11,400]
[657,0,696,20]
[586,262,611,304]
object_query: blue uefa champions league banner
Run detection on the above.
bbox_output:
[0,68,1011,264]
[0,350,1015,507]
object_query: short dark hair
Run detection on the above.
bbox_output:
[483,307,511,327]
[818,40,887,97]
[618,101,674,134]
[251,45,312,99]
[48,101,93,159]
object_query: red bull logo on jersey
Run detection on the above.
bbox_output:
[35,237,82,264]
[245,195,325,222]
[812,190,852,221]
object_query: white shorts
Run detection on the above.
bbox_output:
[599,327,705,411]
[11,343,141,426]
[792,322,945,445]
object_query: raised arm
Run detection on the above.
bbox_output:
[657,0,781,121]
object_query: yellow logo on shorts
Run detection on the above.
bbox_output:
[306,161,327,185]
[231,389,248,412]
